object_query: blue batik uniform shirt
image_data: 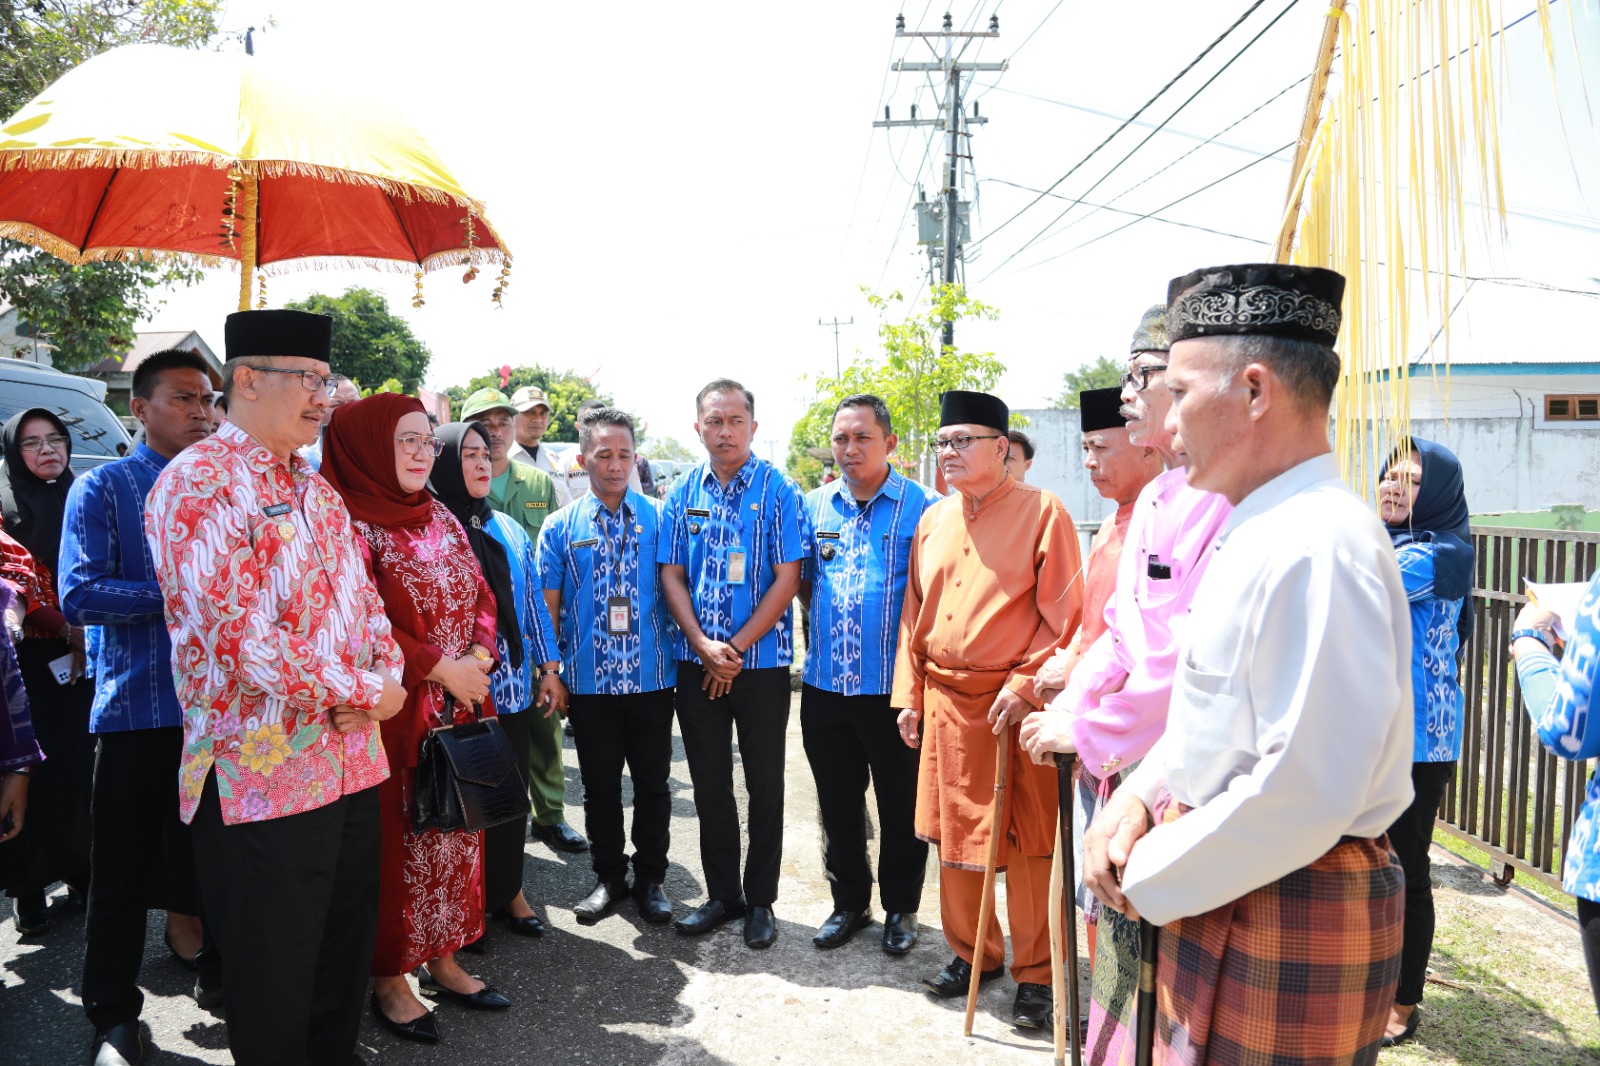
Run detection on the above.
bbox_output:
[801,470,941,696]
[664,453,806,669]
[539,489,677,695]
[58,443,181,733]
[1396,541,1465,762]
[484,510,560,714]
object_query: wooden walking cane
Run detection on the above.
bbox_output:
[1055,754,1083,1066]
[963,726,1011,1037]
[1048,814,1067,1066]
[1134,917,1159,1066]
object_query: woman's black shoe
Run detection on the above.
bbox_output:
[490,909,546,937]
[1380,1006,1422,1048]
[12,891,47,936]
[418,970,512,1010]
[370,993,441,1044]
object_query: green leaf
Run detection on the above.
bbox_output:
[290,723,324,752]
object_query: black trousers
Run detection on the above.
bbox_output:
[675,663,790,907]
[799,684,927,914]
[191,774,379,1066]
[1386,759,1456,1005]
[483,708,533,911]
[81,727,200,1029]
[569,687,675,886]
[1579,896,1600,1017]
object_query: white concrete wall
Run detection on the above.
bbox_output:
[1016,406,1600,520]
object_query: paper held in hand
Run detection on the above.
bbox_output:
[1524,580,1591,642]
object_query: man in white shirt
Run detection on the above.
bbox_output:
[507,385,573,506]
[1084,262,1414,1066]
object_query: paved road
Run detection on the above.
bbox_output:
[0,687,1075,1065]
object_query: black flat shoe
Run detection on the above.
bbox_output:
[882,912,919,956]
[812,908,872,950]
[370,993,440,1044]
[632,881,673,924]
[13,891,47,936]
[1013,982,1053,1031]
[744,905,777,950]
[88,1021,142,1066]
[674,897,746,936]
[1381,1006,1422,1048]
[922,955,1004,998]
[529,821,590,853]
[574,879,629,925]
[163,930,200,973]
[417,970,512,1010]
[491,909,546,937]
[194,974,224,1012]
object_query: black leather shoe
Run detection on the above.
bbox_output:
[370,992,441,1043]
[922,955,1004,998]
[418,970,512,1010]
[491,909,546,937]
[812,908,872,950]
[1014,982,1053,1031]
[574,879,629,925]
[88,1021,142,1066]
[1381,1006,1422,1048]
[882,912,919,956]
[674,897,746,936]
[632,881,673,924]
[194,975,224,1011]
[13,890,47,936]
[529,820,590,853]
[744,905,777,949]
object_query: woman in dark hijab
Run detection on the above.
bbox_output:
[0,409,95,934]
[1375,437,1475,1047]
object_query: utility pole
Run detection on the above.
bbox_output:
[818,316,854,379]
[874,12,1006,351]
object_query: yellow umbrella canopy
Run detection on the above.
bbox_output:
[0,43,511,310]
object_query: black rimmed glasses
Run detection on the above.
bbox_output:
[932,433,1002,453]
[249,366,339,396]
[1120,363,1168,392]
[394,433,444,457]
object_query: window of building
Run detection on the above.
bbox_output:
[1545,394,1600,422]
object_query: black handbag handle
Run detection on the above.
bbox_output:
[438,691,485,726]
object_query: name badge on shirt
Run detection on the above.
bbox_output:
[686,507,710,535]
[726,549,747,585]
[607,596,633,635]
[572,538,600,549]
[526,501,548,510]
[817,530,840,561]
[262,503,292,518]
[1147,554,1172,581]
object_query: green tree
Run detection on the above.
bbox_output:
[442,365,608,443]
[286,288,431,395]
[0,0,224,371]
[643,436,696,463]
[1052,355,1125,409]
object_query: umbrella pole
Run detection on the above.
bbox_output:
[964,727,1011,1037]
[237,173,259,312]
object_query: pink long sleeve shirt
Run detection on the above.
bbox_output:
[1049,465,1232,780]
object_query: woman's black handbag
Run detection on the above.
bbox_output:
[413,695,528,833]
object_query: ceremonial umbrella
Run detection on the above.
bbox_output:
[0,43,510,313]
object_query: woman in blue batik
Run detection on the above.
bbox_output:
[1513,570,1600,1017]
[1375,437,1474,1047]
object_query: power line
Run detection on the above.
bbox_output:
[977,177,1271,245]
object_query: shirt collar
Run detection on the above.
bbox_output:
[700,453,760,495]
[218,421,303,478]
[961,471,1017,515]
[132,442,171,473]
[1225,452,1341,533]
[830,468,904,513]
[593,493,633,522]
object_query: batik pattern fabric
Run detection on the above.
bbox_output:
[145,423,403,826]
[800,472,940,696]
[0,582,40,771]
[1396,541,1465,762]
[484,511,559,715]
[664,454,806,668]
[1517,570,1600,899]
[0,527,63,638]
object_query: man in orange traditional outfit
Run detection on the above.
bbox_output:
[892,389,1084,1032]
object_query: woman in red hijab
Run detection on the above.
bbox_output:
[320,393,513,1045]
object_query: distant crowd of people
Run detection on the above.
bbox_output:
[1,259,1597,1066]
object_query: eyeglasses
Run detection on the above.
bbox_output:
[250,366,338,396]
[17,433,69,453]
[1120,363,1168,393]
[394,433,444,457]
[932,433,1002,453]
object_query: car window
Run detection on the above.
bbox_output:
[0,381,129,459]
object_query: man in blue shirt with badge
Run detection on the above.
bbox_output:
[537,407,679,926]
[662,378,805,950]
[800,394,941,956]
[58,349,219,1066]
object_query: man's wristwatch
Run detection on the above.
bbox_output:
[1510,627,1554,654]
[540,663,562,677]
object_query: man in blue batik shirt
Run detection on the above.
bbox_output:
[800,394,941,957]
[661,379,805,950]
[538,407,679,928]
[59,349,218,1066]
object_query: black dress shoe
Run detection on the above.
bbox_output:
[13,890,47,936]
[1014,982,1053,1031]
[674,897,746,936]
[89,1021,142,1066]
[491,909,546,937]
[812,909,872,950]
[921,955,1004,998]
[529,820,590,853]
[417,970,512,1010]
[370,992,441,1044]
[632,881,673,924]
[882,912,919,956]
[574,879,629,925]
[744,905,777,949]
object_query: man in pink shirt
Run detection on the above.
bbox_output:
[1019,303,1231,1062]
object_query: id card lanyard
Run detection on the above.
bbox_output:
[599,504,634,635]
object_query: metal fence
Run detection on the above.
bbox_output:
[1435,525,1599,892]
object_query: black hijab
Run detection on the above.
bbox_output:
[428,422,522,668]
[1,408,75,577]
[1381,436,1475,644]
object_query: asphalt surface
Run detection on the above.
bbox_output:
[0,683,1083,1065]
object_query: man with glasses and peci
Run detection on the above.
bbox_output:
[145,310,407,1066]
[890,390,1084,1032]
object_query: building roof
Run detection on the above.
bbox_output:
[85,330,222,387]
[1409,282,1600,369]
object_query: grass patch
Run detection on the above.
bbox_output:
[1431,828,1575,913]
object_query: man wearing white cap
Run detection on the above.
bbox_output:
[507,385,573,507]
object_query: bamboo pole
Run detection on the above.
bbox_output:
[1057,754,1083,1066]
[1271,0,1348,262]
[236,172,259,312]
[964,728,1011,1037]
[1048,822,1066,1066]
